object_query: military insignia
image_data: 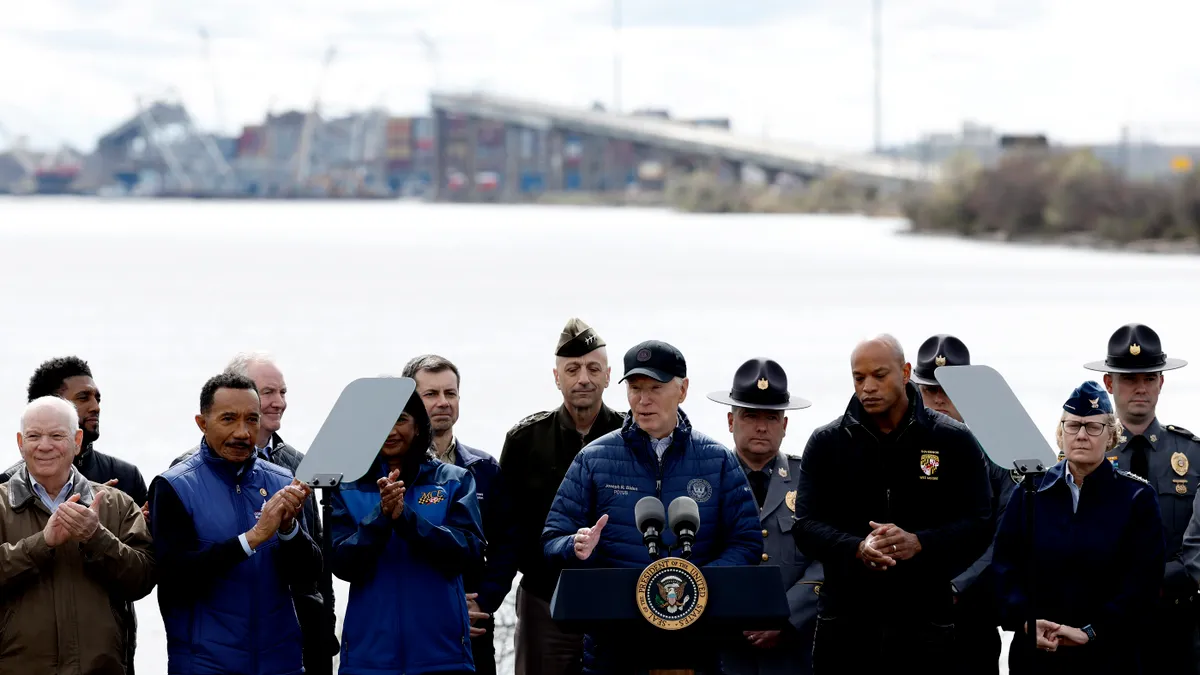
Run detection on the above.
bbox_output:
[757,377,769,390]
[635,557,708,630]
[1119,470,1150,485]
[1150,434,1158,443]
[1119,435,1128,444]
[260,488,268,497]
[1176,480,1189,495]
[1130,343,1141,356]
[1089,398,1099,409]
[416,488,447,505]
[785,490,796,512]
[935,355,947,367]
[1173,452,1189,477]
[919,451,940,479]
[1107,456,1119,469]
[687,478,713,503]
[1057,451,1066,463]
[778,468,788,478]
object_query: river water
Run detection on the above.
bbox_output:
[1,197,1198,673]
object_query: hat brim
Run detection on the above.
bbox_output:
[1082,357,1188,374]
[706,391,812,410]
[909,372,939,387]
[620,367,676,383]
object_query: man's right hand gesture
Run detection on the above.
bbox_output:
[573,513,608,560]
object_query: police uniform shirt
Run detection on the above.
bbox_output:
[1108,418,1200,598]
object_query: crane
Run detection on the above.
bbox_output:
[292,45,337,189]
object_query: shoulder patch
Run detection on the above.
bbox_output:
[508,410,553,436]
[1166,425,1200,443]
[1117,469,1150,485]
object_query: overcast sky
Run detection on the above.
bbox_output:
[1,0,1197,153]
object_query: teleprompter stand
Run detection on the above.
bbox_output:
[294,377,418,665]
[934,364,1059,661]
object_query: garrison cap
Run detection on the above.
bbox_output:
[1063,381,1113,417]
[556,317,606,358]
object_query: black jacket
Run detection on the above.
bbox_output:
[792,383,994,622]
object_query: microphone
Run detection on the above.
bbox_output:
[667,496,700,559]
[635,496,666,560]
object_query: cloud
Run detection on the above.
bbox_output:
[1,0,1198,155]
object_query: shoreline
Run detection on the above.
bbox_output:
[899,225,1200,256]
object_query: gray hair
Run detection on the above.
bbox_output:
[225,351,277,378]
[22,395,79,433]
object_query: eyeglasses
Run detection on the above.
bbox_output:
[1062,420,1107,437]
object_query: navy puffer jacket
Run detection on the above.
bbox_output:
[542,408,763,672]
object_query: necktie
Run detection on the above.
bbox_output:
[748,471,769,509]
[1130,435,1150,481]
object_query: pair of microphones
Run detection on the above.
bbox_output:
[635,495,700,560]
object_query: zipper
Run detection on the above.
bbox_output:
[232,473,259,675]
[656,455,664,498]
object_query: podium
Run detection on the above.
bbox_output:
[550,558,790,674]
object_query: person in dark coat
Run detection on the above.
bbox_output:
[0,355,148,675]
[909,334,1017,675]
[169,352,336,675]
[992,381,1165,673]
[403,354,518,675]
[792,334,993,675]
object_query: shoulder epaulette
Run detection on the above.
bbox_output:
[1117,469,1150,485]
[507,410,553,436]
[1166,425,1200,443]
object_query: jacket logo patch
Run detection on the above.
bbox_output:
[417,488,447,505]
[687,478,713,502]
[919,452,940,481]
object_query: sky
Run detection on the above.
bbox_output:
[1,0,1199,153]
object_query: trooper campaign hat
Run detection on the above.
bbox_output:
[1083,322,1187,374]
[620,340,686,383]
[910,334,970,387]
[706,357,811,411]
[556,318,606,358]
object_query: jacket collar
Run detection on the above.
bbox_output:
[453,441,485,468]
[199,437,258,484]
[8,463,95,510]
[557,403,623,438]
[620,407,693,459]
[1039,455,1115,493]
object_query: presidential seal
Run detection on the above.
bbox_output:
[635,557,708,630]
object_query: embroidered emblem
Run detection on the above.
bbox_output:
[919,451,940,479]
[417,488,447,505]
[636,349,652,362]
[687,478,713,503]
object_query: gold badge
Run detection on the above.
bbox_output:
[785,490,796,512]
[260,488,268,496]
[1150,434,1158,443]
[1173,452,1189,477]
[1130,343,1141,356]
[1178,484,1188,495]
[757,377,769,390]
[935,355,947,367]
[635,557,708,630]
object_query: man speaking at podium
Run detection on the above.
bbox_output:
[542,339,764,674]
[792,335,993,674]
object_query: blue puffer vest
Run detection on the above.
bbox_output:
[159,441,304,675]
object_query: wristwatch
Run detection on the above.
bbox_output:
[1081,624,1096,643]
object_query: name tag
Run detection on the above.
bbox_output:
[604,483,640,496]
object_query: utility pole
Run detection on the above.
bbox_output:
[872,0,882,153]
[613,0,622,113]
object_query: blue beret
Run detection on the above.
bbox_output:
[1063,381,1113,417]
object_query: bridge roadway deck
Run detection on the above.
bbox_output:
[430,91,940,186]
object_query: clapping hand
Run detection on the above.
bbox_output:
[54,492,104,543]
[378,469,406,519]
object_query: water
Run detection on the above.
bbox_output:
[2,197,1198,673]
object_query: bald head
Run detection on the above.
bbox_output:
[852,334,906,369]
[850,334,912,430]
